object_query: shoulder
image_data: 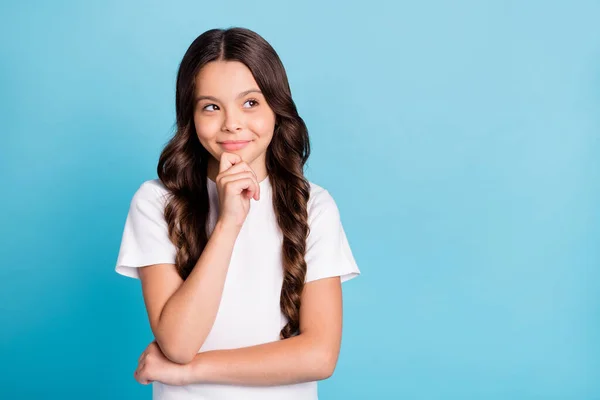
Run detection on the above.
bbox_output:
[128,179,172,216]
[131,179,171,205]
[307,180,340,223]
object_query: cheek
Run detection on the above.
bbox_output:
[248,113,276,138]
[194,116,221,141]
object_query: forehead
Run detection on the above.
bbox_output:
[195,61,259,96]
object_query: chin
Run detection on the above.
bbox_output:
[218,148,250,161]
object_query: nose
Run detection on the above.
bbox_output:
[222,108,244,132]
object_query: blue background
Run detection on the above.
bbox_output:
[1,1,599,398]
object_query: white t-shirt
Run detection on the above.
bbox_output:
[115,175,360,400]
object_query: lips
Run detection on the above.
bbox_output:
[219,140,251,151]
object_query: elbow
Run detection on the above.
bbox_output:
[164,348,196,365]
[314,347,338,380]
[154,324,206,365]
[155,338,198,365]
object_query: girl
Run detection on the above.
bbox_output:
[115,27,360,399]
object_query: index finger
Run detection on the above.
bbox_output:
[219,152,242,173]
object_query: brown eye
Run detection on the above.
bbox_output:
[203,104,218,111]
[243,99,259,108]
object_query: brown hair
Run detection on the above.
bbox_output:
[157,27,311,339]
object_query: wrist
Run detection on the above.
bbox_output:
[181,353,207,385]
[215,219,242,235]
[180,361,194,386]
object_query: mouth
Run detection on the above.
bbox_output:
[218,140,251,151]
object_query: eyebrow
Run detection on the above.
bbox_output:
[195,88,262,104]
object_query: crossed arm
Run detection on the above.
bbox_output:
[134,220,344,386]
[187,276,342,385]
[135,275,343,386]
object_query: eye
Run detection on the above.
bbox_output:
[243,98,259,108]
[202,104,219,112]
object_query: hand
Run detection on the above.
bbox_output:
[215,152,260,229]
[134,340,190,386]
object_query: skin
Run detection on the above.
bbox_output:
[194,60,276,185]
[134,60,343,387]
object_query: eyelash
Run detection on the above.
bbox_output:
[202,98,260,112]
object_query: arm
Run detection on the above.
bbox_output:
[182,276,343,386]
[139,221,241,365]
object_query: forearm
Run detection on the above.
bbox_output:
[156,221,240,363]
[183,334,334,386]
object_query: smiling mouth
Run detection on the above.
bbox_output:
[219,140,251,150]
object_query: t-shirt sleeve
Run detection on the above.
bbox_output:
[115,181,177,279]
[304,189,361,284]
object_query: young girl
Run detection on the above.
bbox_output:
[115,27,360,399]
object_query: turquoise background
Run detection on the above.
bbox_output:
[1,0,599,398]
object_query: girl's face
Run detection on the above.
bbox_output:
[193,60,276,179]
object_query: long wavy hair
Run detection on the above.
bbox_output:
[157,27,311,339]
